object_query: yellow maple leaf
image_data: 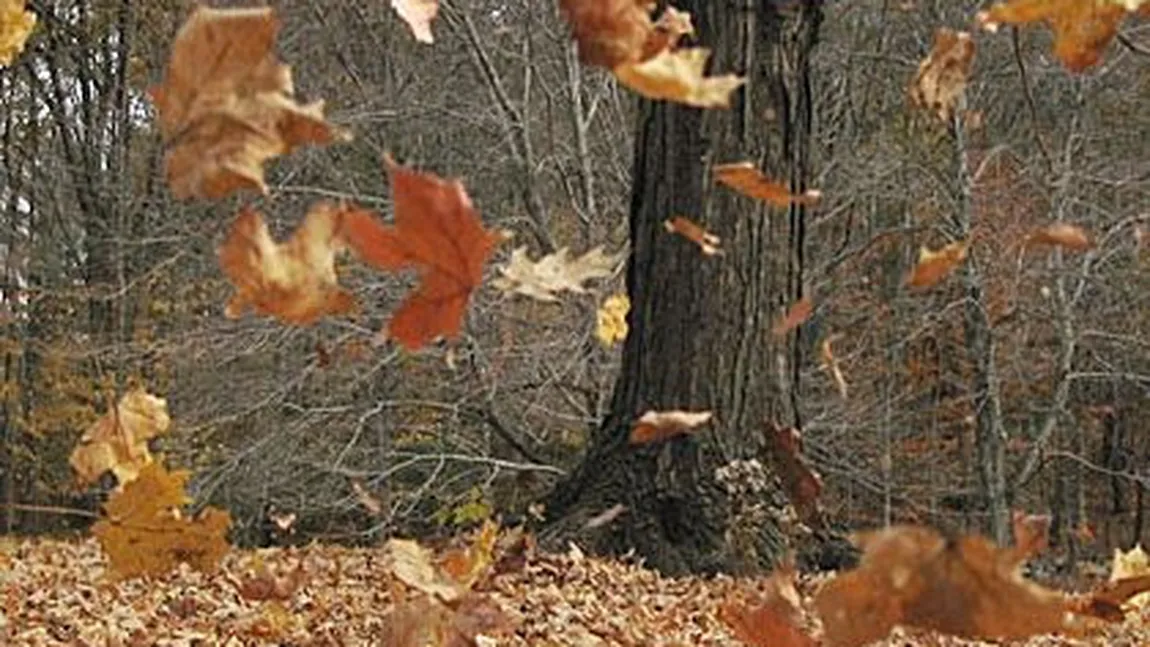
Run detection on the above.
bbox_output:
[0,0,35,66]
[92,461,231,580]
[596,293,630,347]
[614,47,745,108]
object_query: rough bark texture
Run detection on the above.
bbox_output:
[542,1,823,576]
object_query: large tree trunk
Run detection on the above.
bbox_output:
[542,2,822,576]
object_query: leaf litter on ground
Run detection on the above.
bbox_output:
[7,522,1150,645]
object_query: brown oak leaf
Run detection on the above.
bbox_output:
[629,410,713,445]
[773,297,813,336]
[150,6,349,200]
[218,202,357,326]
[906,240,968,289]
[1027,222,1094,252]
[664,216,721,255]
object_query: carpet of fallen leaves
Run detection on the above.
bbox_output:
[4,537,1150,646]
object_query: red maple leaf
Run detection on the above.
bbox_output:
[342,157,501,350]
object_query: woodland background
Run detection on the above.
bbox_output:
[1,0,1148,577]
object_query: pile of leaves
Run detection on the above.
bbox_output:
[7,519,1150,645]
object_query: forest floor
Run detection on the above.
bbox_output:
[2,536,1148,646]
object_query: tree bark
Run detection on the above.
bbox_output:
[542,1,822,576]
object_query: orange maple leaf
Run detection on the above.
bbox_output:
[906,240,969,289]
[217,203,357,326]
[342,157,502,350]
[977,0,1143,73]
[714,162,821,207]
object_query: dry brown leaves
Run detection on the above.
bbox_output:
[773,297,814,336]
[909,27,976,123]
[493,245,622,302]
[69,388,171,488]
[1027,222,1095,252]
[92,462,231,580]
[218,202,358,326]
[764,423,824,525]
[714,162,822,208]
[629,409,713,444]
[558,1,744,108]
[977,0,1147,73]
[149,6,349,200]
[907,240,969,289]
[665,216,722,255]
[720,563,814,647]
[8,533,1150,645]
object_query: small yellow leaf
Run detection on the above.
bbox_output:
[596,293,630,347]
[0,0,36,67]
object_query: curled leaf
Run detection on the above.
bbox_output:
[614,48,746,108]
[149,6,349,200]
[218,203,357,326]
[69,389,171,488]
[629,410,713,445]
[773,297,813,336]
[596,293,631,347]
[714,162,821,207]
[664,216,721,256]
[910,28,976,123]
[820,335,848,399]
[1027,223,1094,252]
[907,240,968,289]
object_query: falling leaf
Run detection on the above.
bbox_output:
[584,504,628,530]
[1027,223,1094,252]
[1008,510,1051,567]
[149,6,350,200]
[909,27,976,123]
[615,48,745,108]
[558,0,657,69]
[0,0,35,66]
[714,162,822,207]
[391,0,438,43]
[906,240,968,289]
[976,0,1144,73]
[820,335,848,399]
[269,511,297,535]
[1076,573,1150,621]
[629,410,713,445]
[764,423,823,525]
[664,216,721,255]
[640,6,695,61]
[1110,544,1150,610]
[69,388,171,488]
[218,203,357,326]
[342,157,503,350]
[351,478,383,516]
[492,245,622,302]
[92,462,231,580]
[596,293,630,347]
[720,563,815,647]
[772,297,813,336]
